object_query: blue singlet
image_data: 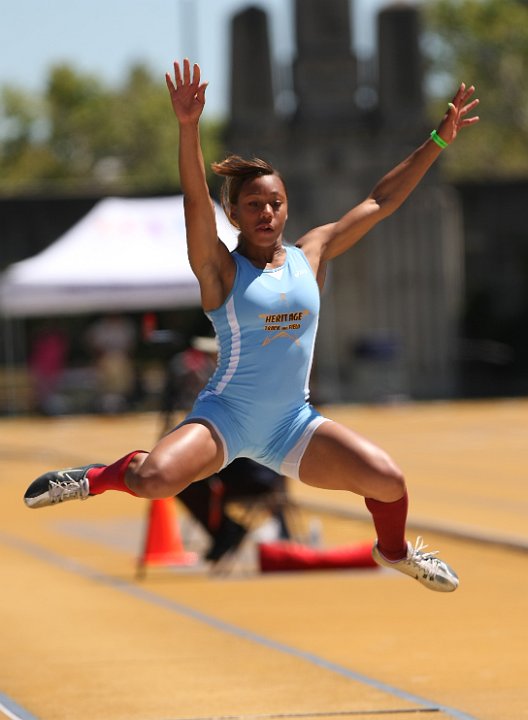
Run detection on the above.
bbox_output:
[184,244,327,478]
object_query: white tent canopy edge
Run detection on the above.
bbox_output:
[0,195,239,317]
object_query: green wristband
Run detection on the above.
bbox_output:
[430,130,448,149]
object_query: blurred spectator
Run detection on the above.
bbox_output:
[84,313,137,413]
[28,322,69,415]
[178,457,290,562]
[160,336,217,429]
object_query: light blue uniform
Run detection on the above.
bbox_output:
[184,245,328,478]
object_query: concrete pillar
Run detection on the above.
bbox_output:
[378,4,425,129]
[293,0,357,123]
[230,7,274,127]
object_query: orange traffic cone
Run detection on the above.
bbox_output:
[137,498,197,578]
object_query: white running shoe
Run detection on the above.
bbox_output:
[24,464,104,509]
[372,536,459,592]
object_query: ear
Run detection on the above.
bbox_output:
[229,207,239,226]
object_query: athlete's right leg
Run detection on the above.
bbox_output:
[125,421,224,497]
[23,421,225,509]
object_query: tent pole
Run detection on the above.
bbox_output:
[1,313,18,415]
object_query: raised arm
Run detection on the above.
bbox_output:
[166,59,235,310]
[299,83,480,266]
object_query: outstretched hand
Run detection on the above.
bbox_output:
[165,58,207,124]
[436,83,480,145]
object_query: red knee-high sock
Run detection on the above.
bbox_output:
[365,491,408,561]
[87,451,146,496]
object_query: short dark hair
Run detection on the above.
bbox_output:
[211,155,286,227]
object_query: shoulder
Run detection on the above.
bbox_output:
[296,223,335,253]
[285,244,310,267]
[230,249,249,273]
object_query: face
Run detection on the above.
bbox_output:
[230,174,288,247]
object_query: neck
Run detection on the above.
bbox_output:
[237,239,285,268]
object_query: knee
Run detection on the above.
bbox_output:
[378,460,406,502]
[131,454,180,499]
[387,466,406,501]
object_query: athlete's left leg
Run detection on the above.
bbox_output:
[298,420,459,592]
[298,419,405,500]
[298,419,407,558]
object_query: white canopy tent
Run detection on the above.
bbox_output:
[0,195,343,412]
[0,195,238,317]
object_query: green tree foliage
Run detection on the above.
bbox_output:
[423,0,528,180]
[0,63,224,194]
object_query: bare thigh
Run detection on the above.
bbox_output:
[126,420,225,499]
[298,420,405,502]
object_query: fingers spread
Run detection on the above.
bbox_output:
[172,59,202,89]
[183,57,191,84]
[452,82,466,106]
[192,63,201,87]
[174,61,183,87]
[460,98,479,116]
[196,82,208,103]
[165,73,175,93]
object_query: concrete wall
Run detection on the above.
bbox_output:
[227,1,465,402]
